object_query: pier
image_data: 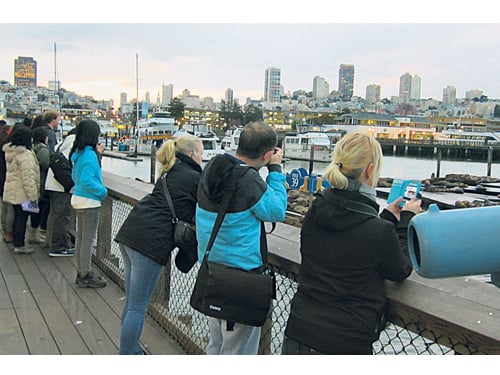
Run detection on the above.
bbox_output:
[1,171,500,355]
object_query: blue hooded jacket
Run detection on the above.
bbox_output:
[70,145,107,202]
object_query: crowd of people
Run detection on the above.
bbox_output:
[0,116,422,355]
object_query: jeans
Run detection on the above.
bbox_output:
[206,317,261,355]
[74,207,100,276]
[119,243,162,355]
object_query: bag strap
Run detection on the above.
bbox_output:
[161,174,178,223]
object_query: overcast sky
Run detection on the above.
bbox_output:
[2,3,499,106]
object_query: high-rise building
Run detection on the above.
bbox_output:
[399,73,412,103]
[338,64,354,101]
[312,76,329,99]
[264,67,281,103]
[365,84,381,105]
[466,89,483,100]
[120,92,127,108]
[443,85,457,105]
[145,91,151,103]
[225,88,234,107]
[162,83,173,106]
[411,74,421,101]
[14,56,37,87]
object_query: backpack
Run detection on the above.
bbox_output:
[49,144,74,192]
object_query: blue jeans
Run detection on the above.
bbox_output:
[119,243,162,355]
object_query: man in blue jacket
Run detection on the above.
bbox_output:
[196,121,287,355]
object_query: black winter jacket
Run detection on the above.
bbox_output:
[114,153,202,266]
[284,188,413,354]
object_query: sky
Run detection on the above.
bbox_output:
[2,2,500,107]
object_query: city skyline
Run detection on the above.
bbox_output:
[1,21,499,107]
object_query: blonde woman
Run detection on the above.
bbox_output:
[114,135,203,355]
[283,132,422,355]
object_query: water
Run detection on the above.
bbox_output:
[101,153,500,183]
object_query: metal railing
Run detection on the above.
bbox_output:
[93,172,500,355]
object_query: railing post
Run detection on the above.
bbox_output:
[487,147,493,177]
[308,146,315,175]
[436,149,442,178]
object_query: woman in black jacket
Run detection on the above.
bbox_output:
[115,134,203,355]
[282,132,422,355]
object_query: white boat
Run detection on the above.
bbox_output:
[220,127,242,153]
[96,119,119,138]
[173,120,224,161]
[135,112,179,152]
[283,131,333,162]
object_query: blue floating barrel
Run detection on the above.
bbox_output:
[408,204,500,281]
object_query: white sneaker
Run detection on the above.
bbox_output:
[14,245,34,254]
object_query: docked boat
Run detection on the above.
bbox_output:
[173,120,224,161]
[283,131,333,162]
[220,127,242,153]
[135,112,179,152]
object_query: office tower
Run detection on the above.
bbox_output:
[162,83,173,106]
[14,56,37,87]
[264,67,281,103]
[443,85,457,105]
[399,73,412,103]
[465,89,483,100]
[338,64,354,101]
[48,80,61,92]
[365,84,381,105]
[120,92,127,107]
[411,74,421,101]
[145,91,151,103]
[312,76,329,99]
[225,88,234,107]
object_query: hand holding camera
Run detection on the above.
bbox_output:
[269,147,283,165]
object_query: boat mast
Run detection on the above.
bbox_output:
[54,42,63,137]
[133,52,139,157]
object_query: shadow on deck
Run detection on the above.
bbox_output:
[0,239,185,355]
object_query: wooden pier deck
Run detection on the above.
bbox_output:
[0,240,185,355]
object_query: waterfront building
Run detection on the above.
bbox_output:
[399,73,412,103]
[14,56,37,87]
[162,83,173,106]
[443,85,457,105]
[411,74,421,101]
[338,64,354,101]
[312,75,329,99]
[264,66,281,103]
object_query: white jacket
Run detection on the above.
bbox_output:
[45,134,76,193]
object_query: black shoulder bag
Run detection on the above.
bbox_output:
[161,174,198,272]
[189,167,275,327]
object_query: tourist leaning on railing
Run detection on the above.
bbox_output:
[282,132,423,355]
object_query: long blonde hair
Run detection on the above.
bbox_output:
[323,132,382,189]
[156,134,201,177]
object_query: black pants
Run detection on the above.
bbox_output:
[12,204,30,247]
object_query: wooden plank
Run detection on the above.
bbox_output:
[34,255,118,354]
[0,308,29,354]
[22,249,91,354]
[4,273,59,354]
